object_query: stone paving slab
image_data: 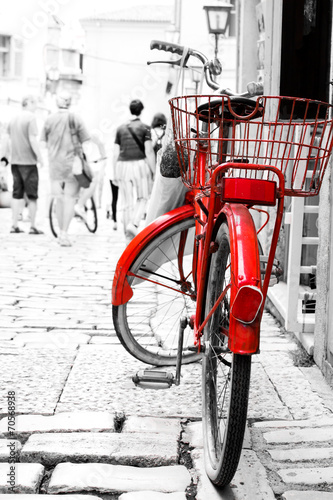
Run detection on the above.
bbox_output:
[122,416,181,436]
[119,493,187,499]
[0,349,77,415]
[253,417,333,428]
[282,492,333,499]
[278,467,333,485]
[0,412,114,437]
[0,497,102,500]
[47,462,192,494]
[56,345,202,418]
[268,447,333,462]
[0,439,21,461]
[0,463,44,493]
[260,353,330,420]
[263,427,333,444]
[192,449,275,500]
[21,432,179,467]
[182,420,252,450]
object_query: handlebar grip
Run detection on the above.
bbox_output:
[150,39,185,57]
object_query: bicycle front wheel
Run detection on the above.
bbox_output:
[84,197,98,233]
[113,216,200,366]
[202,222,251,487]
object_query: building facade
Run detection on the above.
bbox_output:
[236,0,333,385]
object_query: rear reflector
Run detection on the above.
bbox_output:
[231,285,263,324]
[221,178,277,206]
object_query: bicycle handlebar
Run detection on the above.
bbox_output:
[149,39,263,98]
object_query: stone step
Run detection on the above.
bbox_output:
[47,462,191,494]
[21,432,179,467]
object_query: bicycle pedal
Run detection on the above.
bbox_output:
[132,369,175,389]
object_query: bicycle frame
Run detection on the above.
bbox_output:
[112,160,285,355]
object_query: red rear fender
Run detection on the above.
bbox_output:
[112,204,195,306]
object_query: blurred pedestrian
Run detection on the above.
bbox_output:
[151,112,167,157]
[106,155,119,230]
[41,91,91,247]
[113,99,155,242]
[0,157,11,208]
[75,131,107,218]
[7,94,44,234]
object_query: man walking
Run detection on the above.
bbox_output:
[41,91,91,247]
[8,94,44,234]
[113,99,155,243]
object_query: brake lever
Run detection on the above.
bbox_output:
[147,54,191,67]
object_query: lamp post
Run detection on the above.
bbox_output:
[203,1,232,75]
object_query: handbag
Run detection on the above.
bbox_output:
[127,123,145,154]
[68,114,93,188]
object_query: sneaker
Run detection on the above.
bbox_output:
[10,226,24,233]
[113,222,117,231]
[125,223,138,240]
[74,204,86,221]
[29,227,44,235]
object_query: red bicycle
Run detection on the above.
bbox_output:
[112,41,333,487]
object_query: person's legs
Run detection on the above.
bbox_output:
[23,165,43,234]
[76,176,97,218]
[110,180,119,228]
[51,180,64,230]
[118,179,134,238]
[62,179,80,234]
[10,165,24,232]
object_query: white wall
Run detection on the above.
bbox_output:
[79,19,172,152]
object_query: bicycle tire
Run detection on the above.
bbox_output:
[113,216,201,366]
[49,196,98,237]
[84,197,98,233]
[202,222,251,487]
[49,197,59,238]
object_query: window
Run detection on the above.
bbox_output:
[0,35,23,79]
[0,36,10,77]
[228,0,236,37]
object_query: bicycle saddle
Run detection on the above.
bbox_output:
[197,96,264,122]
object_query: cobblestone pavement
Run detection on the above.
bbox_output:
[1,205,333,500]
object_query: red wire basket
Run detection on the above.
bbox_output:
[169,95,333,197]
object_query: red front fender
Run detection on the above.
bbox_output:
[112,204,195,306]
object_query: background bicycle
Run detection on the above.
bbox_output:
[49,190,98,238]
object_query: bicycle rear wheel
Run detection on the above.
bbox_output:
[202,222,251,487]
[113,216,200,366]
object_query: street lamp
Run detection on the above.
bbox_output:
[203,1,232,74]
